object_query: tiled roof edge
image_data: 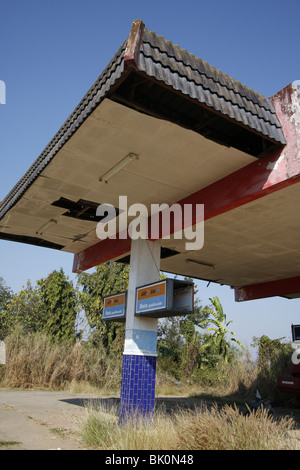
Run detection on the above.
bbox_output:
[142,26,274,114]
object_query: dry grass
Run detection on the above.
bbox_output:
[1,331,121,390]
[77,403,178,450]
[77,401,296,450]
[174,404,296,450]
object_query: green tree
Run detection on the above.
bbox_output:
[1,280,44,338]
[251,335,293,399]
[200,296,244,362]
[77,262,130,353]
[158,317,184,361]
[0,277,12,307]
[37,269,78,343]
[1,270,78,343]
[0,277,13,339]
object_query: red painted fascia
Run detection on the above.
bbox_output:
[73,83,300,273]
[235,276,300,302]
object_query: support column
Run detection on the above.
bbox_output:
[119,238,160,423]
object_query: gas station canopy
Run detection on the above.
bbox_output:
[0,20,299,301]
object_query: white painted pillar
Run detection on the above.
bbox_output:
[119,238,160,421]
[124,238,160,356]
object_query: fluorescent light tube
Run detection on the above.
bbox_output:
[36,219,57,235]
[185,259,214,269]
[99,153,139,183]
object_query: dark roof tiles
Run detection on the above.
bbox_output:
[139,24,284,143]
[142,27,274,112]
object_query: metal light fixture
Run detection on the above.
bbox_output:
[99,153,139,183]
[185,259,214,269]
[36,218,57,235]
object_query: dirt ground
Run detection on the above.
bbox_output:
[0,389,300,450]
[0,390,88,450]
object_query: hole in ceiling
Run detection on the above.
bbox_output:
[0,232,64,250]
[52,197,119,222]
[118,246,180,264]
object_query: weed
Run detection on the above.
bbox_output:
[0,440,20,448]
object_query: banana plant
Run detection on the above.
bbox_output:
[199,296,244,362]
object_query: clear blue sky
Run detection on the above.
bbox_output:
[0,0,299,354]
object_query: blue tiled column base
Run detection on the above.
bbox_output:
[119,354,156,424]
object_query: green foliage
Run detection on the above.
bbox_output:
[251,335,293,399]
[0,276,12,307]
[0,270,77,343]
[200,296,244,362]
[1,269,295,404]
[36,269,78,343]
[157,289,234,383]
[157,281,210,380]
[156,293,247,384]
[157,295,245,385]
[252,335,291,370]
[0,270,247,389]
[0,280,44,339]
[0,277,13,339]
[1,262,130,350]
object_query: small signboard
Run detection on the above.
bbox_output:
[135,278,194,318]
[136,280,167,315]
[102,292,127,322]
[292,324,300,342]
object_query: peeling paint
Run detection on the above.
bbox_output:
[235,276,300,302]
[270,83,300,177]
[266,153,285,171]
[291,83,300,136]
[264,152,288,188]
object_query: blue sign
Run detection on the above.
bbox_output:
[103,292,126,321]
